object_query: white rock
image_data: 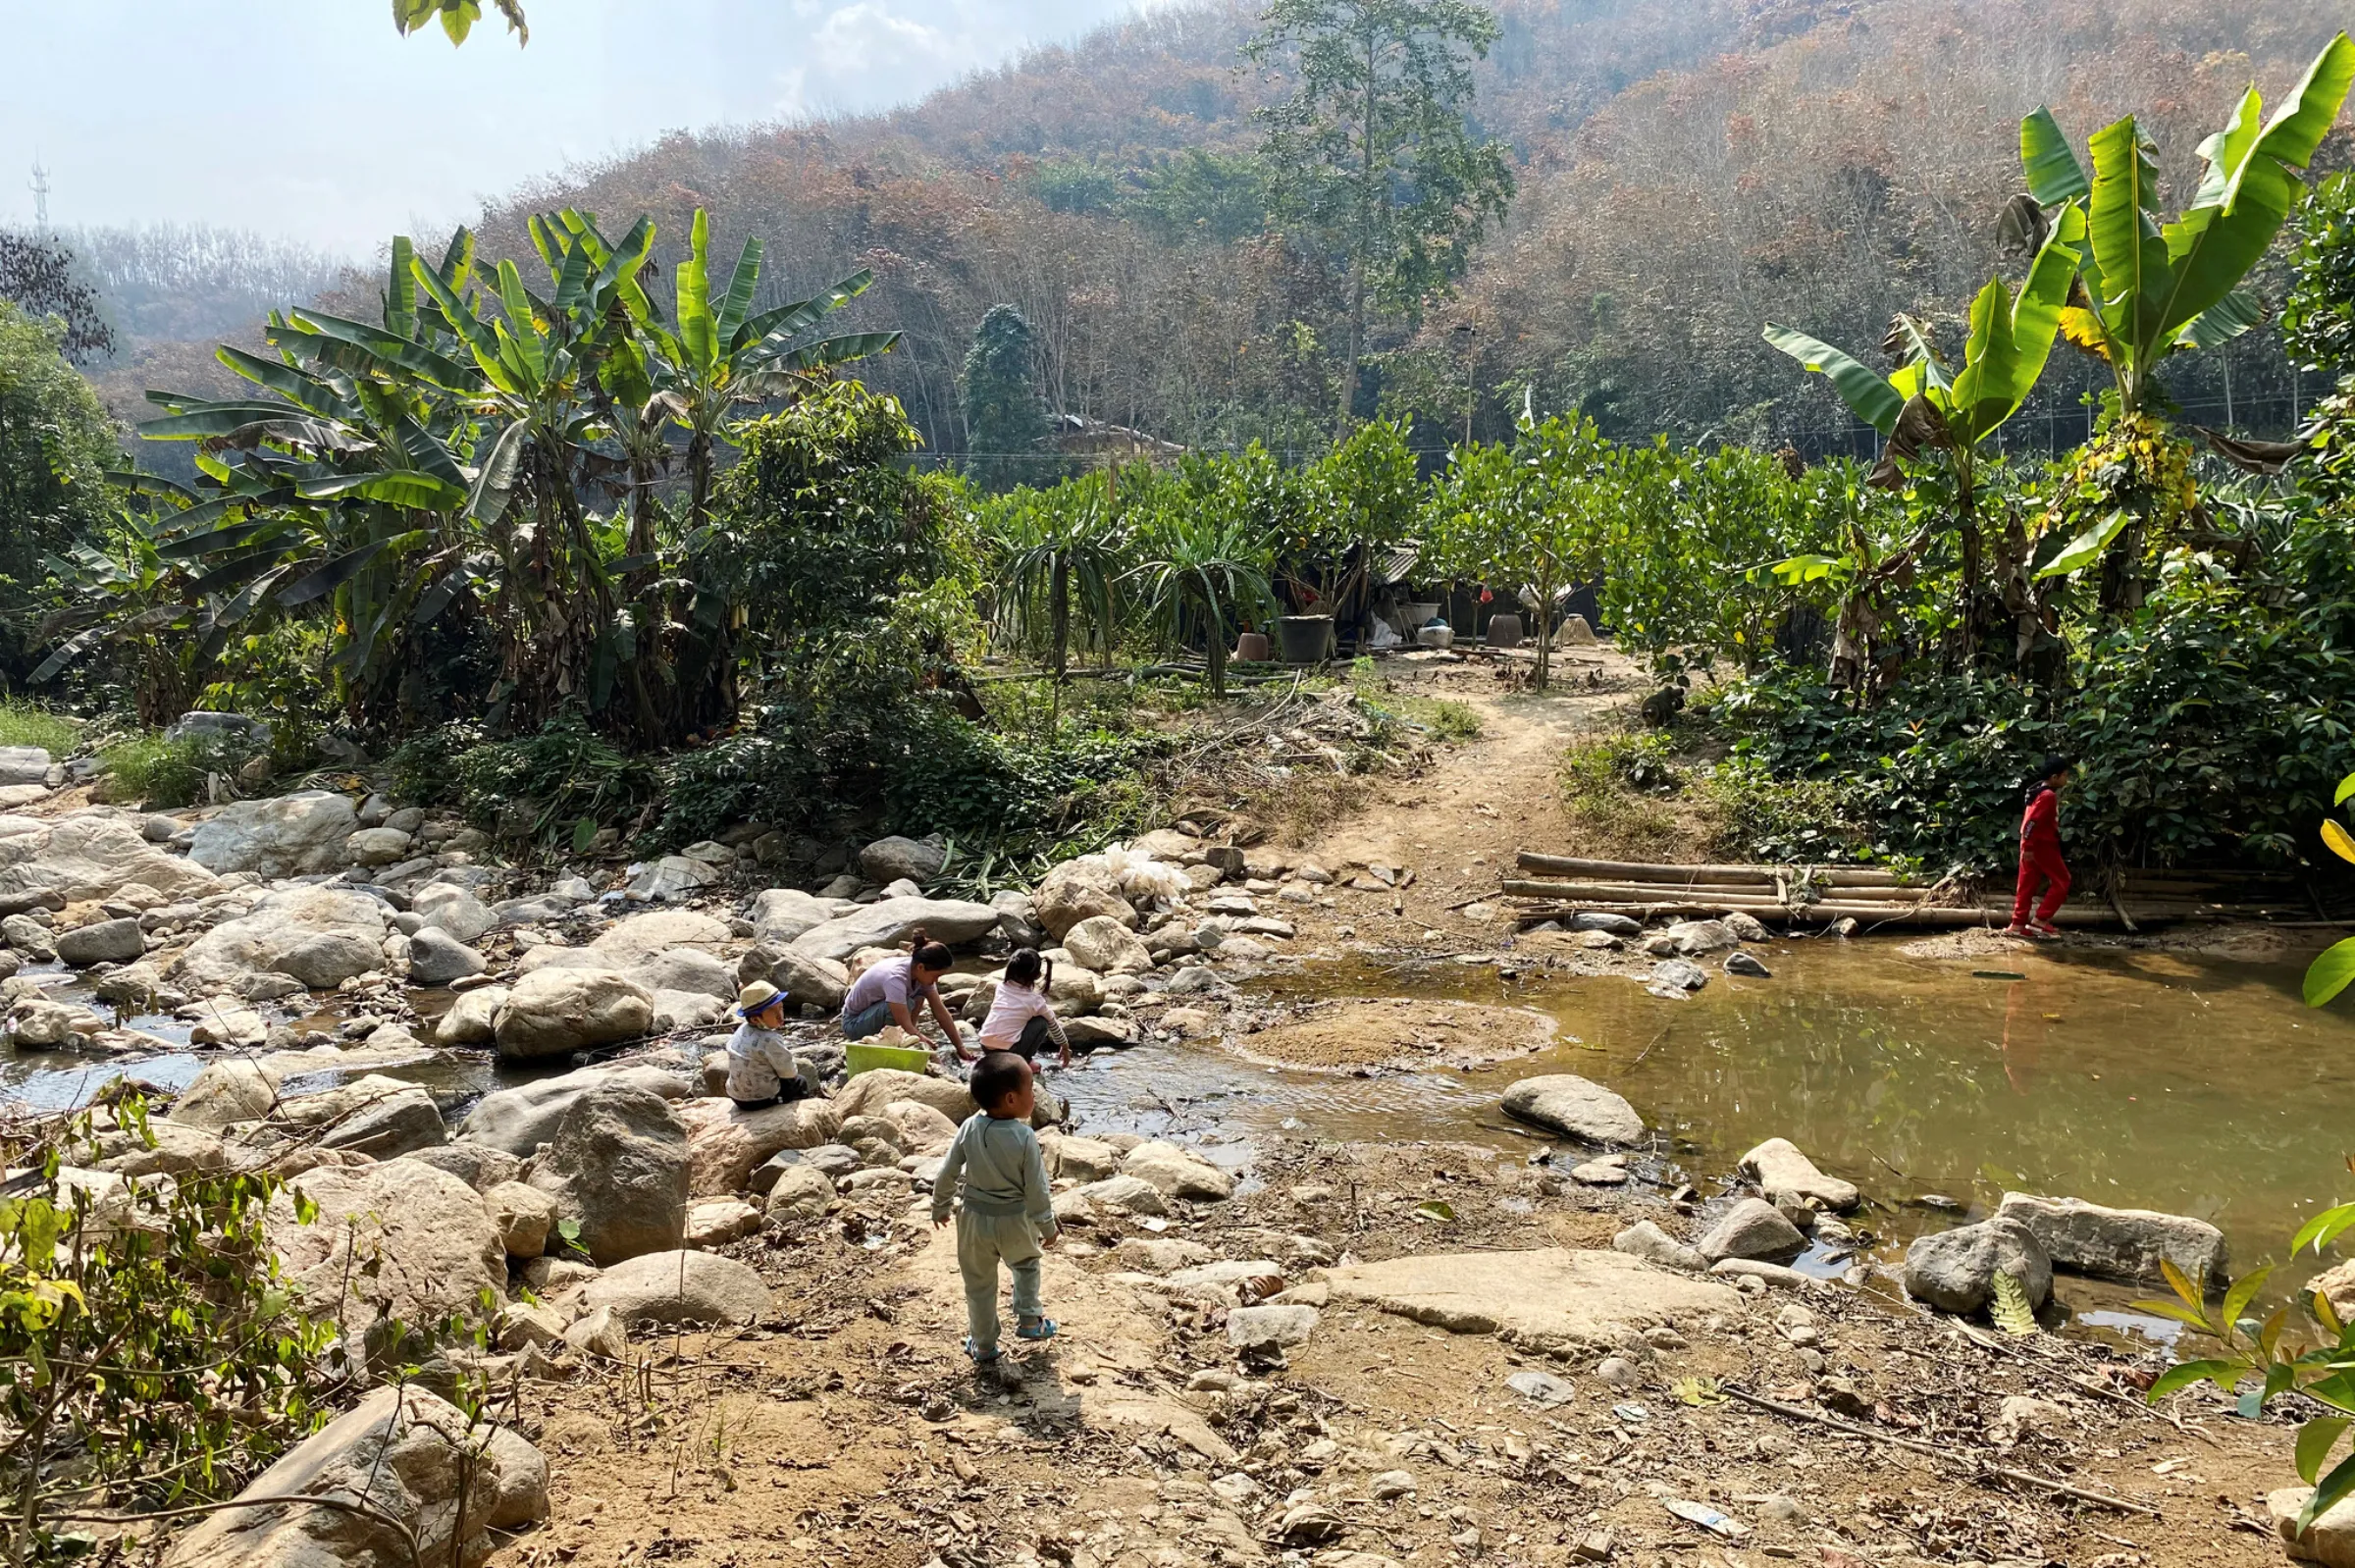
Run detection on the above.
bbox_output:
[494,967,654,1060]
[0,812,218,903]
[160,1385,539,1568]
[1063,914,1156,974]
[175,886,392,994]
[188,792,359,878]
[1501,1074,1646,1144]
[561,1248,771,1327]
[1739,1138,1860,1214]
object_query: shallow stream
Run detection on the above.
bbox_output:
[8,935,2351,1310]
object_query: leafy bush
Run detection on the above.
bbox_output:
[1,1099,342,1551]
[448,711,654,849]
[1699,755,1861,862]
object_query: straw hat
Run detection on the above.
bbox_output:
[737,981,783,1017]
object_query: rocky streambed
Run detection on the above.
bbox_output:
[7,767,2351,1565]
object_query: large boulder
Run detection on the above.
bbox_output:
[523,1081,691,1264]
[1500,1074,1646,1144]
[675,1096,843,1195]
[583,909,730,968]
[1120,1140,1235,1201]
[754,945,851,1012]
[494,967,654,1061]
[1738,1138,1860,1214]
[0,745,50,785]
[748,887,848,946]
[170,1059,284,1127]
[455,1064,691,1157]
[1904,1217,2053,1316]
[560,1249,771,1328]
[831,1067,975,1125]
[267,1159,505,1328]
[55,915,146,967]
[629,946,737,1001]
[188,791,359,878]
[413,884,497,945]
[789,896,1003,963]
[860,836,946,885]
[991,890,1046,949]
[161,1386,541,1568]
[1322,1247,1741,1354]
[1695,1197,1806,1264]
[276,1074,446,1159]
[481,1180,560,1259]
[1033,860,1135,941]
[433,984,506,1045]
[175,886,391,995]
[0,812,218,903]
[407,926,486,987]
[1063,915,1156,975]
[1993,1192,2228,1288]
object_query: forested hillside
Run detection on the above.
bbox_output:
[76,0,2350,464]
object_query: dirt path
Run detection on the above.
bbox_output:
[1313,651,1636,893]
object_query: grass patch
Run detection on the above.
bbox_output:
[95,730,265,809]
[1556,730,1686,859]
[0,700,79,755]
[1347,658,1483,743]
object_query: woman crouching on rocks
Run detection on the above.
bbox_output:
[840,927,973,1062]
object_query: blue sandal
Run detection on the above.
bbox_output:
[1016,1317,1059,1341]
[965,1336,1001,1364]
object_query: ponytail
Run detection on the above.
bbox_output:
[909,926,954,971]
[1005,946,1050,994]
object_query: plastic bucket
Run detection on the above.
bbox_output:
[1278,614,1334,664]
[1234,631,1272,663]
[846,1041,932,1078]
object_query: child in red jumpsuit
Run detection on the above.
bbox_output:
[2007,755,2072,940]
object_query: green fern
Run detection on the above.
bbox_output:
[1991,1270,2039,1335]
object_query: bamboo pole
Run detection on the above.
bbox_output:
[1513,852,1917,889]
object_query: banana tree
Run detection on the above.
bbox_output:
[86,235,492,722]
[990,478,1129,710]
[2016,34,2355,420]
[1764,201,2086,662]
[2007,34,2355,611]
[637,209,902,529]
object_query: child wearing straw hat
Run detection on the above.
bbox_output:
[727,981,811,1109]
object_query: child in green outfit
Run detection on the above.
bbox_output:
[931,1050,1059,1364]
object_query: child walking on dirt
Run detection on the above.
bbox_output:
[2007,754,2072,941]
[932,1051,1059,1365]
[979,948,1072,1068]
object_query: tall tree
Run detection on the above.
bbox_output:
[1246,0,1513,432]
[963,305,1050,492]
[0,233,114,363]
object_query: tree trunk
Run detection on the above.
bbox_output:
[1956,456,1980,667]
[1338,261,1366,435]
[1051,556,1071,685]
[1534,570,1553,691]
[689,427,716,528]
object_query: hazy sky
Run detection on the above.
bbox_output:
[0,0,1152,259]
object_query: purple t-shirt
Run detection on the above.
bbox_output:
[840,954,919,1023]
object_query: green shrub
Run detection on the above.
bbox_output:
[449,711,653,849]
[1699,755,1862,862]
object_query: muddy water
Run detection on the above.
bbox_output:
[1223,939,2355,1284]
